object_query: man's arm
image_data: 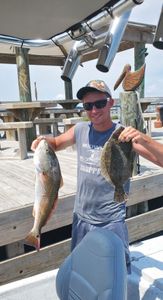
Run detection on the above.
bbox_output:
[119,126,163,167]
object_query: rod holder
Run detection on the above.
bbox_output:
[96,10,131,73]
[61,43,80,82]
[153,5,163,50]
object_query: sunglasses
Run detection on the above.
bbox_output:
[83,99,108,111]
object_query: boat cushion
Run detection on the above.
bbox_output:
[56,228,127,300]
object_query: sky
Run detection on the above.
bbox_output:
[0,0,163,101]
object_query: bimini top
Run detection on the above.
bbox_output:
[0,0,146,62]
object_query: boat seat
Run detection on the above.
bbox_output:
[56,228,127,300]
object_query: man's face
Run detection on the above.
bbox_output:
[83,92,113,125]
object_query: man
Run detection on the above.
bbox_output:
[31,80,131,273]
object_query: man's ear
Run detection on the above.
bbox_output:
[108,98,114,108]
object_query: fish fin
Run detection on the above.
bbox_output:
[32,207,35,218]
[60,176,64,188]
[44,196,59,225]
[114,187,128,203]
[52,195,58,210]
[39,172,48,184]
[24,231,40,251]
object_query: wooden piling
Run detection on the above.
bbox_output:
[120,91,148,217]
[15,47,36,149]
[134,42,147,98]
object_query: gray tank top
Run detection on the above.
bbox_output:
[74,121,130,224]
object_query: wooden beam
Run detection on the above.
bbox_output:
[0,194,74,247]
[81,41,134,63]
[128,172,163,206]
[0,239,71,285]
[0,53,65,66]
[127,207,163,243]
[123,27,154,44]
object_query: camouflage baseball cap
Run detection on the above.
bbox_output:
[77,80,112,100]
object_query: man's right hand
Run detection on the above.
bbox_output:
[31,136,46,152]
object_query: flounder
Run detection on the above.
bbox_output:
[100,126,136,202]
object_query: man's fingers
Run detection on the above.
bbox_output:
[31,136,46,151]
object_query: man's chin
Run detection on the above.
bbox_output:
[91,117,102,125]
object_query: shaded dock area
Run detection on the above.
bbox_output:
[0,121,163,285]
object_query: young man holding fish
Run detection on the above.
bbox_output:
[31,80,130,273]
[31,80,135,274]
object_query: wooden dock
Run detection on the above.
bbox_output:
[0,122,163,285]
[0,143,77,212]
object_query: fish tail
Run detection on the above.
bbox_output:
[25,230,40,251]
[114,186,127,203]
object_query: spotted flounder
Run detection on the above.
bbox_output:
[100,126,136,202]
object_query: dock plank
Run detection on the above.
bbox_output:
[0,239,71,285]
[0,195,74,247]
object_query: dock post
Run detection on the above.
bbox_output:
[134,42,147,98]
[120,91,148,217]
[15,47,36,150]
[64,81,73,99]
